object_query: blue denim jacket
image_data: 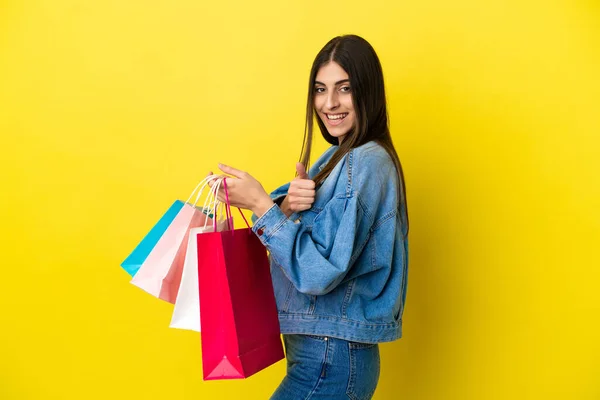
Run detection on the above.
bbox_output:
[251,141,408,343]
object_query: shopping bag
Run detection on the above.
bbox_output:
[129,176,221,304]
[197,179,284,380]
[170,178,232,332]
[120,200,185,277]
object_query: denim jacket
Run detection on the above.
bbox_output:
[251,141,409,343]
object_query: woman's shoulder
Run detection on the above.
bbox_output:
[348,141,399,200]
[317,141,390,169]
[351,141,394,172]
[314,141,398,206]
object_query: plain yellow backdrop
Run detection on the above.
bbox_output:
[1,0,599,399]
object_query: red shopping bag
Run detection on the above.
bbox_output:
[197,182,284,380]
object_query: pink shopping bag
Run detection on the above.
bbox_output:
[130,203,208,303]
[130,176,221,304]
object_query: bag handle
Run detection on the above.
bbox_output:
[212,177,232,231]
[185,174,251,232]
[201,176,231,231]
[186,174,221,207]
[223,178,250,229]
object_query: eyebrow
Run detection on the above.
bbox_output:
[314,79,350,86]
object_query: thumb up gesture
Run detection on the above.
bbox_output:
[283,162,316,213]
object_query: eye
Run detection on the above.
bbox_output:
[340,86,351,92]
[314,87,325,93]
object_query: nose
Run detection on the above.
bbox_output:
[325,90,340,111]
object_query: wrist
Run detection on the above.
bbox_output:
[252,195,275,219]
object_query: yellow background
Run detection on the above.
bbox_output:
[1,0,599,399]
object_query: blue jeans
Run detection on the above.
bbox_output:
[271,334,380,400]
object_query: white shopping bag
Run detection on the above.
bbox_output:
[169,176,232,331]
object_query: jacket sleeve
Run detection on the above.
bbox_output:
[251,185,377,296]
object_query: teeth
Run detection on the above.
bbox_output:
[327,113,347,120]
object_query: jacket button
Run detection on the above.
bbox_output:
[257,228,264,236]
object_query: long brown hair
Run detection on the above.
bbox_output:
[299,35,409,232]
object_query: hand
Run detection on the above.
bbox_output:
[207,164,274,217]
[282,163,316,214]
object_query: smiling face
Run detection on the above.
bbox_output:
[313,61,355,144]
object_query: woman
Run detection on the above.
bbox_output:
[209,34,409,400]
